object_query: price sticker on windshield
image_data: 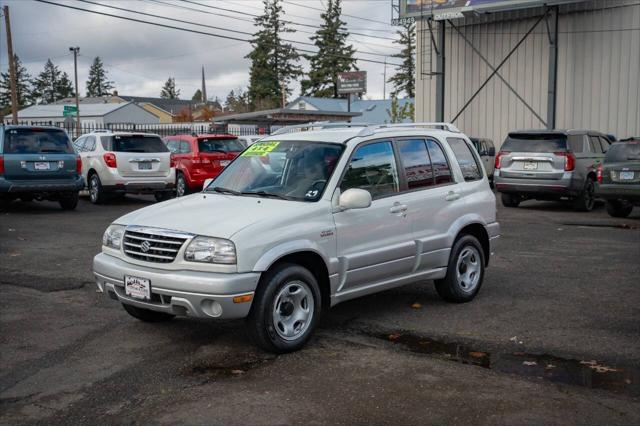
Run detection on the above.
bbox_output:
[242,141,280,156]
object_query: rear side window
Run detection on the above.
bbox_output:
[3,128,73,154]
[426,140,453,184]
[198,138,244,153]
[397,139,434,189]
[84,136,96,152]
[448,138,483,181]
[605,142,640,162]
[340,141,399,199]
[179,141,191,154]
[568,135,585,153]
[598,136,610,153]
[502,134,568,152]
[105,135,169,153]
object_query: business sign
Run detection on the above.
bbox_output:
[337,71,367,95]
[400,0,582,20]
[63,105,77,117]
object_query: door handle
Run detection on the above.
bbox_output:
[389,203,408,214]
[445,191,461,201]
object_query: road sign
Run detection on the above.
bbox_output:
[63,105,77,117]
[337,71,367,95]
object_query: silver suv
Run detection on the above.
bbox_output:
[93,123,500,353]
[74,130,175,203]
[494,130,610,211]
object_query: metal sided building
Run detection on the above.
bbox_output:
[400,0,639,147]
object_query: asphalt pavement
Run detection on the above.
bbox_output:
[1,195,639,425]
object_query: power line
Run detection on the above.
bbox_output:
[78,0,391,58]
[284,0,391,26]
[34,0,401,66]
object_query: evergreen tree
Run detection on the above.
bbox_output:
[301,0,357,98]
[388,22,416,98]
[192,89,203,102]
[31,59,74,104]
[386,95,414,123]
[246,0,301,109]
[160,77,180,99]
[0,55,33,111]
[85,57,114,97]
[224,88,249,113]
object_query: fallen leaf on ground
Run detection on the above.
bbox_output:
[230,369,245,375]
[411,302,422,309]
[522,361,537,366]
[388,332,402,341]
[469,351,487,358]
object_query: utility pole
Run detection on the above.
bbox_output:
[3,6,19,124]
[382,57,387,100]
[69,46,81,138]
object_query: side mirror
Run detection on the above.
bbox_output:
[338,188,372,211]
[203,178,214,190]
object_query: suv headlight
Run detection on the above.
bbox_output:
[184,236,236,264]
[102,224,125,250]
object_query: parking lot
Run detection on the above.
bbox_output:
[1,195,639,425]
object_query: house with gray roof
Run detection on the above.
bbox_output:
[287,96,414,124]
[5,102,160,126]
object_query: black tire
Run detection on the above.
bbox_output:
[89,173,107,204]
[20,195,34,202]
[501,193,520,208]
[435,234,485,303]
[122,303,175,322]
[176,172,189,197]
[573,178,596,212]
[59,192,79,210]
[606,200,633,218]
[154,191,172,202]
[246,263,322,354]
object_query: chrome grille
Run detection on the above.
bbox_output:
[123,228,189,263]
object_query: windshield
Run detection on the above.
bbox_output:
[198,138,244,153]
[206,140,344,202]
[103,135,169,153]
[605,142,640,162]
[502,134,567,152]
[2,128,73,154]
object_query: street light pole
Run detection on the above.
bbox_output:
[69,46,80,138]
[3,6,19,124]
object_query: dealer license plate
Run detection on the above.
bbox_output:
[619,171,634,180]
[125,275,151,300]
[138,162,152,170]
[523,162,537,170]
[34,162,50,170]
[220,160,230,167]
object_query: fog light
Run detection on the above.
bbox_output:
[201,299,223,317]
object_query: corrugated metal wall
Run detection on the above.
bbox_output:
[415,0,640,148]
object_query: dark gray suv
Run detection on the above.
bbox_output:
[0,125,84,210]
[494,130,610,211]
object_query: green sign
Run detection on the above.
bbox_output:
[63,105,77,117]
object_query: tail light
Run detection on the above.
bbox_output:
[170,155,176,168]
[597,163,603,183]
[495,151,505,169]
[0,155,4,175]
[555,152,575,171]
[76,155,82,173]
[103,152,117,168]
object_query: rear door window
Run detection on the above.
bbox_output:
[84,136,96,152]
[3,128,73,154]
[588,136,600,153]
[198,138,244,153]
[73,137,86,152]
[165,139,179,153]
[502,134,568,152]
[397,139,434,190]
[426,140,453,184]
[107,135,169,153]
[340,141,400,199]
[179,141,191,154]
[448,138,483,181]
[598,137,610,153]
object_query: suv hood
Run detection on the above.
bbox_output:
[114,193,313,239]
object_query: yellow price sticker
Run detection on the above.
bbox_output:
[241,141,280,156]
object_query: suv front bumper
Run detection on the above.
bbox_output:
[93,253,261,319]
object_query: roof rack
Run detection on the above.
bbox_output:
[271,121,371,136]
[356,122,460,137]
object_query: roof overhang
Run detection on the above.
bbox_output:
[214,108,361,125]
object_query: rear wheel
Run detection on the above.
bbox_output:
[606,200,633,218]
[501,193,520,208]
[246,263,321,353]
[59,192,79,210]
[89,173,107,204]
[176,172,189,197]
[435,235,485,303]
[122,303,175,322]
[573,178,596,212]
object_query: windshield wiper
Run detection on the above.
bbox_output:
[210,186,241,195]
[40,149,65,153]
[242,190,290,200]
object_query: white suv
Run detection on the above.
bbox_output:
[74,130,175,203]
[93,123,499,353]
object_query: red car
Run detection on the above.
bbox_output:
[164,133,244,196]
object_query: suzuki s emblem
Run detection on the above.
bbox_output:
[140,241,151,253]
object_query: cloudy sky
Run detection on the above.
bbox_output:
[0,0,402,103]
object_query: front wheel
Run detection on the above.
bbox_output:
[122,303,175,322]
[59,192,79,210]
[435,235,485,303]
[246,263,321,353]
[606,200,633,218]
